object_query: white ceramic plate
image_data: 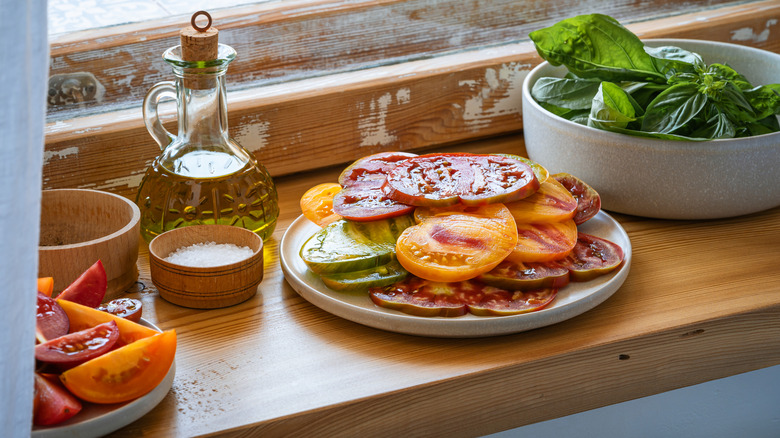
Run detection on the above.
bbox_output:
[31,319,176,438]
[280,212,632,338]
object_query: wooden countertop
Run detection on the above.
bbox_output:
[111,136,780,437]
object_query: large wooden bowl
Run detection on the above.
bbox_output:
[148,225,264,309]
[39,189,141,300]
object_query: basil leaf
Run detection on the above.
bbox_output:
[641,83,707,133]
[532,77,601,109]
[743,84,780,120]
[529,14,666,83]
[645,45,703,76]
[539,102,591,124]
[707,63,753,90]
[588,82,636,130]
[690,104,736,139]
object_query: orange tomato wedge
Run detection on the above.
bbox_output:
[37,277,54,297]
[505,219,578,263]
[57,298,158,346]
[300,182,343,227]
[60,329,176,404]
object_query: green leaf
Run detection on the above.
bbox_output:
[707,63,753,90]
[641,82,708,133]
[588,82,637,129]
[645,45,703,76]
[690,104,736,139]
[743,84,780,120]
[532,77,601,109]
[539,102,591,123]
[529,14,666,83]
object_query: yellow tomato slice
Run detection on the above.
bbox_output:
[396,204,518,282]
[60,329,176,404]
[300,182,342,227]
[505,219,578,263]
[37,277,54,297]
[504,178,577,223]
[57,298,158,346]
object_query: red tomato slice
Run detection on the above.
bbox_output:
[58,298,158,347]
[468,287,558,316]
[38,277,54,297]
[478,260,570,291]
[552,173,601,225]
[504,178,577,224]
[300,182,342,227]
[35,320,120,369]
[332,184,414,221]
[395,203,518,282]
[33,373,82,426]
[506,219,578,263]
[557,233,624,281]
[338,151,418,188]
[60,329,176,404]
[56,260,107,308]
[97,298,143,323]
[36,292,70,343]
[382,153,540,207]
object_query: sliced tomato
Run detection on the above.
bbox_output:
[56,260,107,307]
[504,178,577,224]
[506,219,578,263]
[493,153,550,184]
[395,203,518,282]
[557,233,624,281]
[38,277,54,297]
[552,173,601,225]
[332,184,414,221]
[338,151,418,188]
[478,260,570,291]
[97,298,143,323]
[58,298,158,347]
[382,153,540,207]
[36,292,69,343]
[468,287,558,316]
[35,320,120,369]
[33,373,82,426]
[300,182,342,227]
[60,329,176,404]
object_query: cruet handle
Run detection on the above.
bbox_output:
[142,81,177,150]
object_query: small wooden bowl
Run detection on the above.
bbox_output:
[148,225,264,309]
[39,189,141,300]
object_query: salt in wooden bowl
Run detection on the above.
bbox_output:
[39,188,141,300]
[148,225,264,309]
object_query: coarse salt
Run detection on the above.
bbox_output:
[165,241,254,267]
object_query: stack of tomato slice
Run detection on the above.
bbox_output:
[300,152,624,317]
[33,261,176,427]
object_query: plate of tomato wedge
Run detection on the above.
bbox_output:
[281,152,632,338]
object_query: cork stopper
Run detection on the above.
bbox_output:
[179,11,219,89]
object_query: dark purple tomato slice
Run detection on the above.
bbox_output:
[477,260,570,291]
[557,233,624,282]
[338,151,418,188]
[97,298,143,323]
[332,184,414,221]
[467,287,558,316]
[551,173,601,225]
[382,153,540,207]
[35,320,120,369]
[36,292,70,343]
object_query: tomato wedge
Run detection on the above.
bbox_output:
[38,277,54,297]
[504,178,577,224]
[36,292,69,343]
[300,183,342,227]
[506,219,578,263]
[395,203,518,282]
[557,233,624,281]
[58,298,158,347]
[33,373,82,426]
[60,329,176,404]
[56,260,107,307]
[382,153,540,207]
[97,298,143,323]
[552,173,601,225]
[35,320,120,369]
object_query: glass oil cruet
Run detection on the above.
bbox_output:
[136,11,279,243]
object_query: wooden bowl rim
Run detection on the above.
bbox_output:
[38,188,140,251]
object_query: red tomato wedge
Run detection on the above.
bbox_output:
[557,233,624,281]
[382,153,540,207]
[33,373,82,426]
[38,277,54,297]
[97,298,143,323]
[395,203,518,282]
[552,173,601,225]
[504,178,577,224]
[60,329,176,404]
[300,183,342,227]
[58,299,158,347]
[35,321,120,369]
[369,276,557,317]
[478,260,570,291]
[36,292,70,343]
[506,220,578,263]
[56,260,107,308]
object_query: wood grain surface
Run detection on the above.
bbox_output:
[104,136,780,437]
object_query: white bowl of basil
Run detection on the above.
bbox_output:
[522,14,780,220]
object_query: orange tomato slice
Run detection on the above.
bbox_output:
[504,178,577,224]
[505,219,578,263]
[396,204,518,282]
[57,298,158,347]
[60,329,176,404]
[37,277,54,297]
[300,182,342,227]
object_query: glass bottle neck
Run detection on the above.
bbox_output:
[174,72,230,148]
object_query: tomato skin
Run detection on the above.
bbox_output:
[56,260,107,308]
[468,287,558,316]
[552,173,601,225]
[332,185,414,221]
[382,153,540,207]
[36,292,70,343]
[395,203,518,282]
[557,233,624,281]
[504,178,577,224]
[478,260,570,291]
[338,151,418,187]
[506,219,578,263]
[33,373,82,426]
[35,320,120,369]
[97,298,143,323]
[60,329,176,404]
[300,183,342,227]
